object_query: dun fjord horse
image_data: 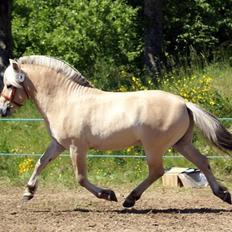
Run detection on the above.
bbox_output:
[0,56,231,207]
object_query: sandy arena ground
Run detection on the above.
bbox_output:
[0,183,232,232]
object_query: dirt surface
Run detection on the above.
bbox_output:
[0,183,232,232]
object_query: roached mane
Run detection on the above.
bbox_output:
[18,55,93,88]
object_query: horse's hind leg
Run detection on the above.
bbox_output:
[23,139,65,202]
[173,140,231,205]
[123,148,164,208]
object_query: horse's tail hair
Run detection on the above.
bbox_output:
[186,102,232,154]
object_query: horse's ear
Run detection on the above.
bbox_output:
[9,59,21,72]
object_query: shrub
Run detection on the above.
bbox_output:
[12,0,142,82]
[158,73,232,117]
[164,0,232,57]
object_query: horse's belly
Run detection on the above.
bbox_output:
[90,130,140,151]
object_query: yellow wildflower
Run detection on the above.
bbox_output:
[18,158,34,174]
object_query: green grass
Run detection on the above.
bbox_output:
[0,60,232,187]
[210,63,232,102]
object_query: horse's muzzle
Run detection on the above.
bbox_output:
[0,104,11,117]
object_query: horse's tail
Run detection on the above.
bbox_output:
[186,102,232,153]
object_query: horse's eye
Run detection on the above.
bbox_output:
[6,85,13,89]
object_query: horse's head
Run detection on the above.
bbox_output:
[0,59,29,116]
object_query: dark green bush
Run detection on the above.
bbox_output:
[12,0,142,81]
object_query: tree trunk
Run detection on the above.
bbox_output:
[144,0,163,82]
[0,0,12,89]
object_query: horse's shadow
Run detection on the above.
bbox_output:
[25,205,232,215]
[73,207,232,215]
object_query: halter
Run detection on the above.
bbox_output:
[1,83,29,107]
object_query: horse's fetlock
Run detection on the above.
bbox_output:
[129,190,137,198]
[26,184,37,194]
[129,190,140,201]
[23,186,36,202]
[78,175,86,187]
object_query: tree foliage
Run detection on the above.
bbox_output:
[0,0,12,88]
[163,0,232,56]
[11,0,232,89]
[12,0,142,81]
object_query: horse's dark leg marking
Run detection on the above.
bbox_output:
[98,189,118,202]
[22,184,37,202]
[123,190,141,208]
[213,184,232,204]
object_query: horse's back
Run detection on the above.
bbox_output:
[109,90,188,129]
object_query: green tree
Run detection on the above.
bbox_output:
[11,0,232,89]
[12,0,142,88]
[0,0,12,89]
[163,0,232,59]
[144,0,164,81]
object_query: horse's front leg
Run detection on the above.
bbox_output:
[23,139,65,202]
[70,145,117,202]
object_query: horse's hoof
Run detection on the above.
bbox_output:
[98,189,118,202]
[215,186,232,205]
[223,191,231,204]
[123,199,135,208]
[22,194,34,203]
[109,190,118,202]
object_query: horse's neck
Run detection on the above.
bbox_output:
[22,66,56,112]
[23,65,101,116]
